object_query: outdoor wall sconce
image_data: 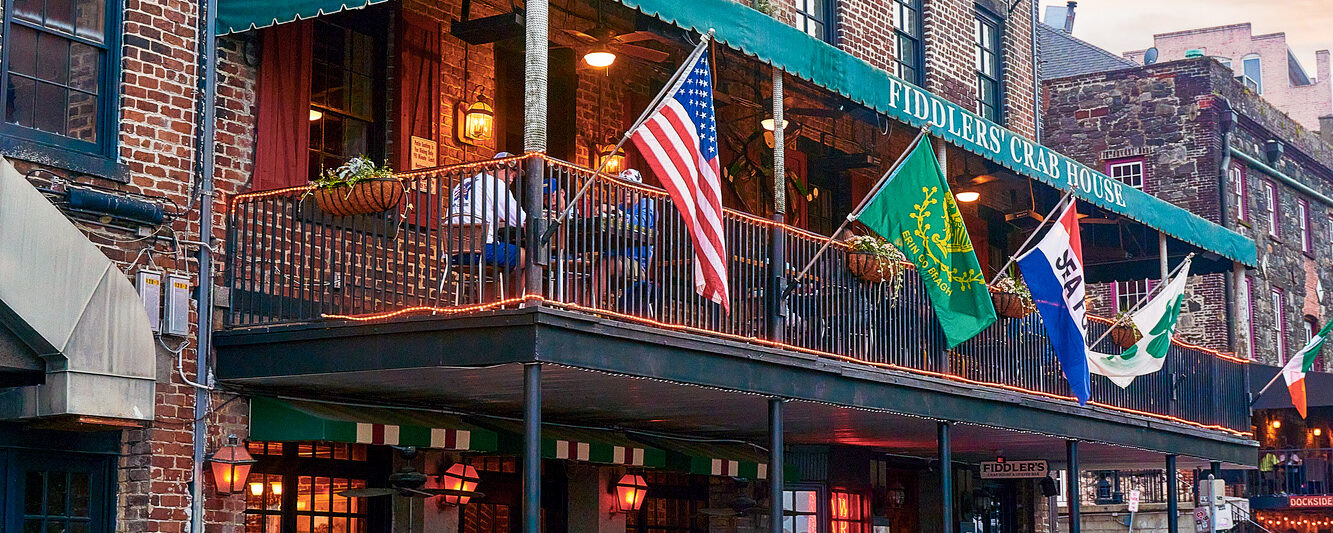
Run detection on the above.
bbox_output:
[597,144,626,174]
[955,190,980,203]
[439,463,482,506]
[458,88,494,145]
[584,45,616,68]
[761,118,789,132]
[1272,419,1282,429]
[1315,428,1323,437]
[309,109,323,122]
[208,434,256,495]
[886,481,907,508]
[612,473,649,513]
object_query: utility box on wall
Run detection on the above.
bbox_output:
[163,273,190,336]
[135,270,162,332]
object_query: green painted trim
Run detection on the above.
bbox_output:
[1231,148,1333,207]
[216,0,389,34]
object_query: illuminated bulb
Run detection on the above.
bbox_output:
[270,481,282,495]
[249,482,264,496]
[761,118,790,131]
[1273,420,1282,429]
[584,48,616,68]
[955,191,980,203]
[309,109,323,121]
[1317,428,1324,436]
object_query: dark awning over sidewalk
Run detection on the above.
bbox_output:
[1251,364,1333,410]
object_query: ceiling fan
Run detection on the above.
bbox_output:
[337,447,484,500]
[552,0,671,66]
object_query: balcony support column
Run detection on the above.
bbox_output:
[768,398,784,533]
[525,157,547,295]
[523,363,542,533]
[939,421,953,533]
[1067,440,1080,533]
[522,0,547,153]
[1167,454,1179,533]
[768,68,786,341]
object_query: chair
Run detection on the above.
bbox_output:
[439,221,506,306]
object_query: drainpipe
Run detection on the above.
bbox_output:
[521,0,549,295]
[190,0,219,529]
[1030,0,1041,141]
[769,69,786,341]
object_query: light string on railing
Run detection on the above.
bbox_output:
[318,295,1251,437]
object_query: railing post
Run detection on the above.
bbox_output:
[768,68,787,341]
[524,156,547,298]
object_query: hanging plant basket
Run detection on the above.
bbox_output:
[313,177,403,216]
[847,251,895,283]
[1110,322,1142,349]
[990,290,1034,319]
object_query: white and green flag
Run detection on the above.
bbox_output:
[1087,259,1192,388]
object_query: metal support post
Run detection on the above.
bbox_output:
[1166,455,1179,533]
[523,363,542,533]
[939,422,953,533]
[769,398,784,533]
[768,68,787,341]
[1067,440,1080,533]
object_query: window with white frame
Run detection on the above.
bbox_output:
[1273,288,1287,363]
[1115,279,1152,313]
[794,0,834,43]
[1265,181,1279,238]
[1299,199,1311,253]
[1242,54,1262,93]
[1107,159,1144,189]
[1230,164,1247,221]
[1242,275,1254,358]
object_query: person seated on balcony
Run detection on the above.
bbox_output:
[446,152,526,295]
[591,169,657,310]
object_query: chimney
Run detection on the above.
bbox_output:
[1063,1,1077,33]
[1320,115,1333,146]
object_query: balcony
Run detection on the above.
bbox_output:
[222,154,1251,444]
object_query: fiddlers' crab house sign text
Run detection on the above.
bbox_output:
[884,77,1129,210]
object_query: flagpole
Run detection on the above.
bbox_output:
[539,29,715,245]
[1251,371,1285,406]
[987,190,1075,285]
[781,127,930,298]
[1086,253,1194,350]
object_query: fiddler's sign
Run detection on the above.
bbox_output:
[979,460,1048,479]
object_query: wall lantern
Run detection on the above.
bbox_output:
[887,481,907,508]
[1272,419,1282,429]
[458,88,494,144]
[584,46,616,68]
[439,463,482,506]
[208,434,256,495]
[596,144,626,174]
[612,474,649,513]
[955,190,980,203]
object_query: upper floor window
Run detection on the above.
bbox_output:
[1273,288,1287,362]
[1264,181,1279,238]
[1218,57,1233,69]
[1229,164,1247,221]
[795,0,835,43]
[1242,54,1262,94]
[893,0,924,86]
[1115,279,1152,313]
[1299,199,1311,253]
[1106,158,1144,189]
[0,0,118,166]
[973,9,1003,122]
[308,20,382,181]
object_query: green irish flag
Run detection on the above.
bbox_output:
[857,138,996,347]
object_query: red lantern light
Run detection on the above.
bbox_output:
[440,463,481,506]
[208,435,256,494]
[613,474,649,513]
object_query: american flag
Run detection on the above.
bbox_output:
[630,49,730,311]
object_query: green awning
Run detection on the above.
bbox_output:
[630,436,797,481]
[217,0,388,34]
[616,0,1257,267]
[486,421,668,467]
[249,397,499,451]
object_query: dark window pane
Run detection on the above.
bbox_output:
[74,0,105,42]
[35,82,68,135]
[25,471,46,515]
[321,114,343,153]
[45,0,75,34]
[10,26,39,77]
[68,521,89,533]
[69,43,100,92]
[10,76,38,127]
[46,472,69,516]
[48,521,67,533]
[14,0,43,23]
[350,32,373,74]
[69,472,90,517]
[25,520,43,533]
[342,119,367,156]
[348,74,371,118]
[36,33,70,84]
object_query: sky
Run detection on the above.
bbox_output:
[1043,0,1333,70]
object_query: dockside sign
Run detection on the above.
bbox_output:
[1289,495,1333,508]
[980,460,1049,479]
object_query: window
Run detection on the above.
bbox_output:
[784,488,822,533]
[829,491,870,533]
[0,0,119,170]
[893,0,924,85]
[1299,199,1311,253]
[1243,275,1254,358]
[1265,181,1279,238]
[308,20,383,181]
[1106,159,1145,189]
[1114,279,1152,313]
[794,0,834,43]
[1273,288,1287,363]
[1242,54,1262,93]
[1304,316,1318,342]
[1229,164,1247,221]
[1218,57,1232,69]
[624,472,708,533]
[242,441,381,533]
[973,9,1003,122]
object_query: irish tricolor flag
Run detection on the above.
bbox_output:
[1285,320,1333,418]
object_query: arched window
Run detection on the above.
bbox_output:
[1242,53,1263,94]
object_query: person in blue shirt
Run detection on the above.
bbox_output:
[593,169,657,309]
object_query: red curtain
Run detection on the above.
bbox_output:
[396,12,441,169]
[252,21,314,191]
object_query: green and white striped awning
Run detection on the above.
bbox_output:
[249,397,499,452]
[645,438,775,480]
[486,421,668,468]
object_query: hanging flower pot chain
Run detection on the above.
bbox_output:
[309,156,404,216]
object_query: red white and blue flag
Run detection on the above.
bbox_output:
[630,49,730,310]
[1015,200,1090,405]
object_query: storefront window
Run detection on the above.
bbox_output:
[783,489,820,533]
[624,472,708,533]
[243,441,380,533]
[829,491,869,533]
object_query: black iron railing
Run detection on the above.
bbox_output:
[1247,448,1333,497]
[225,155,1251,433]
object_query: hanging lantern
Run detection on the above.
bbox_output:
[439,463,482,506]
[458,88,494,144]
[887,481,907,508]
[596,144,626,174]
[613,474,649,513]
[208,435,256,494]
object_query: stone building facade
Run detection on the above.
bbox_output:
[1044,56,1333,367]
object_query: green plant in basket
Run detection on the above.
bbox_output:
[313,155,395,189]
[307,155,403,217]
